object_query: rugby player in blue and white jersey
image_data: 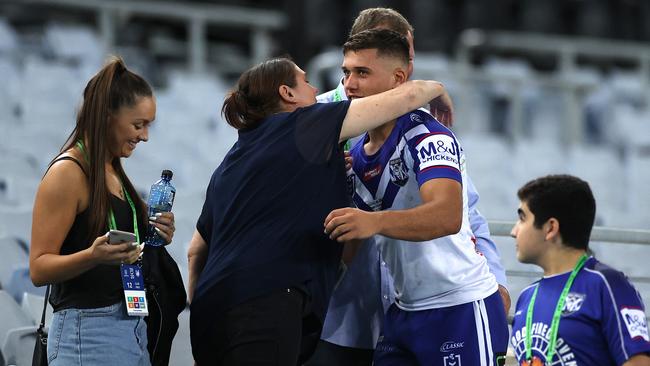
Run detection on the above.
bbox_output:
[309,9,510,366]
[510,175,650,366]
[323,28,509,366]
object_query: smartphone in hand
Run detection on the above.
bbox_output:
[107,229,137,245]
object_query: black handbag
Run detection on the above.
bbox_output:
[32,285,49,366]
[143,246,187,366]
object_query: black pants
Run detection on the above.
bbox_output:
[304,340,374,366]
[196,287,309,366]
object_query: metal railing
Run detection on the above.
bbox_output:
[489,220,650,318]
[489,220,650,246]
[455,29,650,145]
[6,0,288,72]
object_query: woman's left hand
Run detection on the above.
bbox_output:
[149,211,175,244]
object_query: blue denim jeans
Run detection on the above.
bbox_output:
[47,301,150,366]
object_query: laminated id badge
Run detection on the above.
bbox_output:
[120,263,148,316]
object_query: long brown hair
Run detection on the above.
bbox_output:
[222,57,297,130]
[60,56,151,240]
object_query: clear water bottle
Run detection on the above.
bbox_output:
[145,169,176,247]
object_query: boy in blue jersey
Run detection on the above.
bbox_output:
[510,175,650,366]
[323,28,509,366]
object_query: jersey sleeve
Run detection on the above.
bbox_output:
[294,101,351,164]
[403,111,462,187]
[596,265,650,364]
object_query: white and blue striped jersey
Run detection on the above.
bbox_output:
[348,109,498,311]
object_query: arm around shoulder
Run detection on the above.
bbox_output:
[339,80,452,142]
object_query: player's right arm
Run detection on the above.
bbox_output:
[187,229,208,303]
[324,178,461,242]
[339,80,453,142]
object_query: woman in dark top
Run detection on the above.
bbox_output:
[187,57,453,365]
[29,57,181,365]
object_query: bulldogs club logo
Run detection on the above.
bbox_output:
[389,158,408,186]
[410,112,423,123]
[562,292,586,315]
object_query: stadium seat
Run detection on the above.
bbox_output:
[0,19,18,54]
[0,290,34,349]
[304,47,343,92]
[21,292,52,328]
[43,23,104,65]
[460,134,518,220]
[512,139,567,183]
[411,52,450,81]
[568,146,625,226]
[5,268,44,304]
[20,56,81,137]
[1,325,39,366]
[0,237,29,290]
[0,205,33,245]
[0,57,21,129]
[161,70,228,129]
[626,153,650,228]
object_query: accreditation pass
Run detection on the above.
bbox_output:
[120,263,148,316]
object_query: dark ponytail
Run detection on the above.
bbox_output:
[59,56,151,241]
[222,58,296,130]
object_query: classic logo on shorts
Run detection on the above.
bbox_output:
[388,158,408,186]
[621,307,649,341]
[440,341,464,353]
[415,134,459,171]
[443,353,461,366]
[562,292,586,315]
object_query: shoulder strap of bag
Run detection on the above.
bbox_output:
[38,285,50,332]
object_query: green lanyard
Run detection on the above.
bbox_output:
[525,253,588,363]
[333,86,343,102]
[76,141,140,243]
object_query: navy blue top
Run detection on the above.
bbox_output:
[512,257,650,365]
[191,101,351,331]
